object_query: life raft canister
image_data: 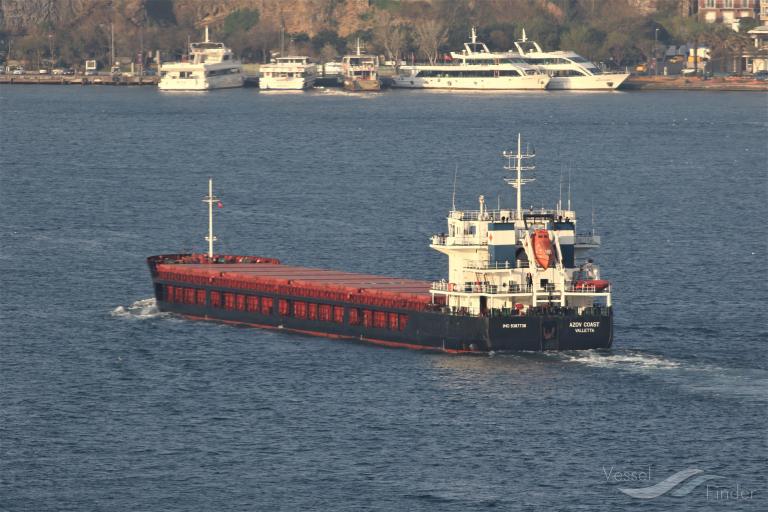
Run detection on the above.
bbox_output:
[532,229,554,269]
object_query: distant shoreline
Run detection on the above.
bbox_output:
[2,73,766,92]
[622,76,768,92]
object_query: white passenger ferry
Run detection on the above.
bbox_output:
[259,56,317,90]
[158,27,243,91]
[511,30,629,90]
[392,28,549,90]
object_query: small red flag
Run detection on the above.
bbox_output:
[217,201,223,208]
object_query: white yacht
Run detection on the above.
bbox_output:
[512,30,629,90]
[392,28,549,90]
[158,27,243,91]
[259,56,317,90]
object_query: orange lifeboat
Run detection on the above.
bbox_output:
[532,229,554,269]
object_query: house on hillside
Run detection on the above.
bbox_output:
[698,0,759,28]
[747,25,768,70]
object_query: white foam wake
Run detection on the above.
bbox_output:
[560,350,681,370]
[110,298,166,320]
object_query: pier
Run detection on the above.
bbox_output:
[0,74,159,86]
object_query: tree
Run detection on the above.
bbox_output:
[413,19,447,64]
[222,9,260,38]
[372,11,406,63]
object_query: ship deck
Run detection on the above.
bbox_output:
[170,263,431,294]
[150,255,438,309]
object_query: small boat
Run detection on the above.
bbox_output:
[532,229,554,269]
[341,40,381,92]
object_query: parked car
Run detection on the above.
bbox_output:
[12,68,24,75]
[52,68,65,75]
[754,70,768,81]
[63,68,75,75]
[39,69,50,74]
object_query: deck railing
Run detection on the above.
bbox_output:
[430,235,487,246]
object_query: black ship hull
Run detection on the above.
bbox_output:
[152,276,613,353]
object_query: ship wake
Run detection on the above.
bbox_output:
[556,349,767,401]
[110,298,168,320]
[559,349,680,370]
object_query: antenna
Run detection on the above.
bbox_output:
[202,178,220,258]
[451,164,458,211]
[558,167,563,213]
[502,133,536,221]
[567,167,572,212]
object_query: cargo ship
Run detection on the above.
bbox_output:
[147,136,613,352]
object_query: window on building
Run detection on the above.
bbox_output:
[211,291,222,308]
[308,303,318,320]
[724,0,733,8]
[196,289,207,305]
[705,0,715,7]
[278,299,290,316]
[349,308,361,326]
[236,294,246,311]
[246,296,259,312]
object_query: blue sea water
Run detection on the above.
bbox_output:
[1,85,766,511]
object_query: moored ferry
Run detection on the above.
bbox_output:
[392,28,549,90]
[147,137,613,352]
[158,27,244,91]
[259,56,317,90]
[511,29,629,90]
[341,41,381,92]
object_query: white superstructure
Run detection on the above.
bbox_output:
[429,135,611,317]
[392,28,549,90]
[158,27,244,91]
[259,56,317,90]
[511,30,629,90]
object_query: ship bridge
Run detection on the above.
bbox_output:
[429,135,611,317]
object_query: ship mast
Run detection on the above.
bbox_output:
[202,178,219,258]
[502,133,536,221]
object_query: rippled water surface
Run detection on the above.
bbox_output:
[1,86,766,511]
